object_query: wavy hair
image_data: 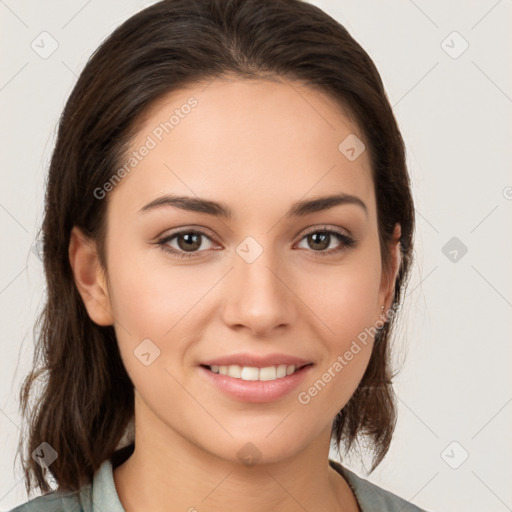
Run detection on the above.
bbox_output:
[17,0,415,494]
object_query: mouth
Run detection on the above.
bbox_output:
[198,360,314,403]
[200,363,313,382]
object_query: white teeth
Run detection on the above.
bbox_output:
[276,364,287,378]
[208,364,299,381]
[227,365,242,378]
[259,366,277,381]
[241,367,259,381]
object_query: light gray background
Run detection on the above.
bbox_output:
[1,1,511,511]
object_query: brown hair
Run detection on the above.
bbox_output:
[17,0,415,494]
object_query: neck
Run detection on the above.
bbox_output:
[113,400,359,512]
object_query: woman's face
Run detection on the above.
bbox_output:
[75,77,399,465]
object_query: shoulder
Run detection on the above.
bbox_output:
[9,445,133,512]
[329,459,431,512]
[7,484,93,512]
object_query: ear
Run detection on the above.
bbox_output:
[68,226,114,326]
[377,223,402,321]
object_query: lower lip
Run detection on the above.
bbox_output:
[199,365,313,403]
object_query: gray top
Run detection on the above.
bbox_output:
[9,445,430,512]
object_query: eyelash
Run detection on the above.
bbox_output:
[156,226,357,260]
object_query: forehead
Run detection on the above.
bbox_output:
[109,77,375,221]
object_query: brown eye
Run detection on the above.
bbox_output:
[296,228,356,256]
[176,232,202,252]
[306,232,331,251]
[157,230,217,259]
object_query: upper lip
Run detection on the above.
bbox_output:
[200,353,313,368]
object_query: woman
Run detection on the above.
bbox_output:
[12,0,428,510]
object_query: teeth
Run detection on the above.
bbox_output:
[209,364,298,381]
[227,365,241,378]
[276,364,287,378]
[241,367,259,380]
[259,366,277,381]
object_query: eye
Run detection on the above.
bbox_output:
[156,229,218,259]
[156,226,357,260]
[295,227,356,257]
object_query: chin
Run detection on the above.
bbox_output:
[194,426,317,468]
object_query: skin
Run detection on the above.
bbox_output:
[69,76,401,512]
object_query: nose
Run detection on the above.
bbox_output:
[221,242,298,337]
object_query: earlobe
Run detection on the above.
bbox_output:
[68,226,114,326]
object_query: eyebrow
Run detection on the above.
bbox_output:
[139,192,368,219]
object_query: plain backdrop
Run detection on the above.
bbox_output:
[1,1,511,511]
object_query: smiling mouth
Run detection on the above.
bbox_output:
[201,363,313,382]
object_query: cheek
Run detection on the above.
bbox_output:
[299,253,381,342]
[297,290,376,421]
[106,241,213,337]
[294,254,381,412]
[105,243,222,391]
